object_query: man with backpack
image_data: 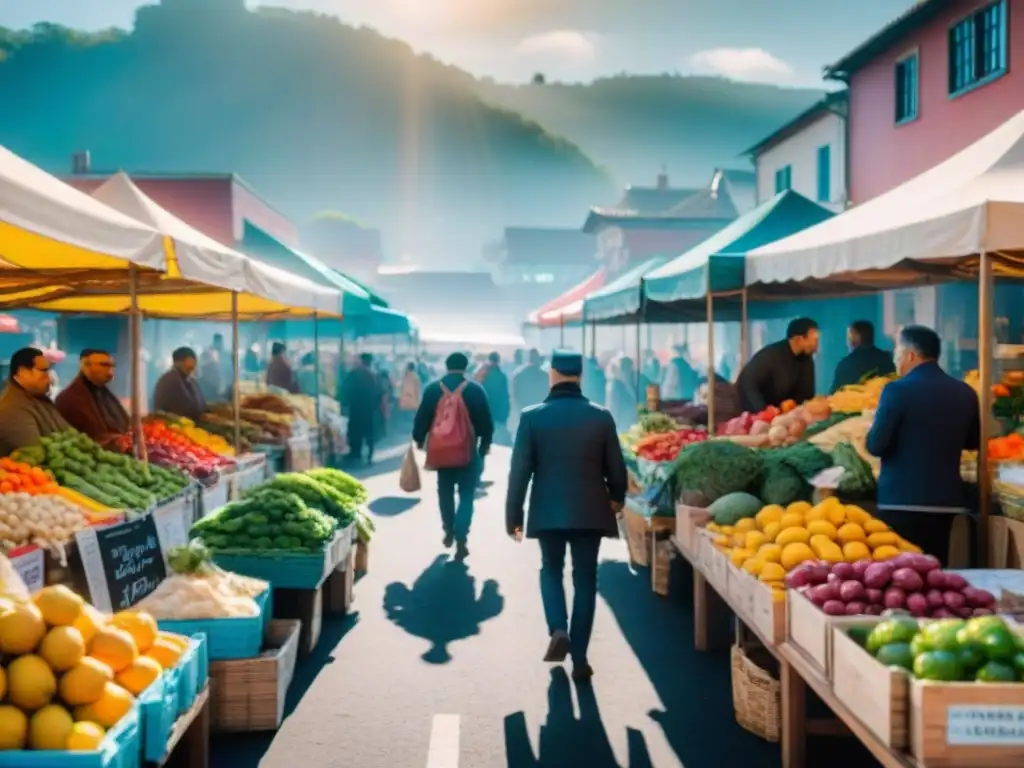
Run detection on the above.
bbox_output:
[412,352,494,561]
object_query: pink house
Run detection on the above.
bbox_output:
[828,0,1019,205]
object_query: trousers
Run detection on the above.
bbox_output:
[437,452,481,542]
[538,531,603,664]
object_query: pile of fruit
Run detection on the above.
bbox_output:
[13,431,189,511]
[620,413,682,451]
[0,584,189,751]
[112,422,235,485]
[828,376,893,413]
[631,428,708,462]
[0,459,60,496]
[786,553,997,618]
[717,398,833,446]
[854,615,1024,683]
[0,493,91,551]
[708,497,923,597]
[147,414,235,456]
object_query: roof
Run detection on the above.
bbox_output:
[825,1,950,79]
[618,185,700,215]
[713,168,757,215]
[741,91,848,158]
[582,256,668,323]
[665,185,738,220]
[502,227,595,265]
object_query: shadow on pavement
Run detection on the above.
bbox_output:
[503,668,654,767]
[383,555,504,664]
[210,611,360,765]
[368,496,420,516]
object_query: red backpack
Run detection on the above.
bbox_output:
[425,381,475,469]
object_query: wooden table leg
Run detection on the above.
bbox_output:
[693,569,711,651]
[781,657,807,768]
[184,695,210,768]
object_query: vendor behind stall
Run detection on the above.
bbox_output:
[266,342,300,394]
[831,320,896,392]
[0,347,71,456]
[153,347,206,422]
[55,349,129,445]
[736,317,818,412]
[866,325,979,565]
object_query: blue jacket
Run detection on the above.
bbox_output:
[506,384,628,538]
[866,362,980,509]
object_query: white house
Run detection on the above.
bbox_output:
[742,91,848,212]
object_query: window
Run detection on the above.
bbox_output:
[948,0,1007,96]
[895,53,919,122]
[816,145,831,203]
[774,165,792,194]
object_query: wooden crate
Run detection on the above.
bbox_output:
[322,552,355,615]
[703,541,730,594]
[674,504,710,555]
[209,619,299,733]
[786,589,833,678]
[830,618,909,749]
[355,540,369,575]
[911,679,1024,767]
[747,580,785,645]
[624,507,652,567]
[273,586,323,656]
[727,563,752,620]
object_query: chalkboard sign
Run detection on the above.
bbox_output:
[76,516,166,613]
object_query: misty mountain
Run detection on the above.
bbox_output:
[477,75,825,187]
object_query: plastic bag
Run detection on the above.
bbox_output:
[400,444,421,493]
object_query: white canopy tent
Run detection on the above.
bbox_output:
[745,108,1024,293]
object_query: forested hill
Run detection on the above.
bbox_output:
[0,3,613,264]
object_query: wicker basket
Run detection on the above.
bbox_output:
[731,643,781,742]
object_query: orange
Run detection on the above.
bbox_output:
[114,657,161,696]
[144,639,182,670]
[86,683,134,729]
[111,612,157,654]
[88,627,137,673]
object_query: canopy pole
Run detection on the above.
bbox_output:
[581,315,587,358]
[740,288,750,368]
[591,322,597,357]
[231,293,242,455]
[313,313,321,463]
[977,251,993,567]
[560,315,566,347]
[635,322,642,408]
[128,265,144,461]
[706,293,716,436]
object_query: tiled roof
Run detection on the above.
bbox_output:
[619,185,699,215]
[503,227,595,265]
[667,186,738,220]
[714,168,757,215]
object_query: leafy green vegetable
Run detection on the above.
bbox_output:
[831,442,876,495]
[673,441,763,505]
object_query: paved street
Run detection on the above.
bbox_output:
[211,446,788,767]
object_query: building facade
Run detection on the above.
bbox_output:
[485,227,596,300]
[743,92,848,212]
[828,0,1020,204]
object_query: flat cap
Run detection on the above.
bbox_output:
[551,349,583,376]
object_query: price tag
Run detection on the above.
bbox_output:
[948,705,1024,745]
[75,516,166,613]
[154,499,191,566]
[8,546,44,594]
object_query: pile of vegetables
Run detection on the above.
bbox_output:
[620,413,682,451]
[787,553,997,618]
[207,404,295,443]
[112,421,235,485]
[853,615,1023,683]
[718,398,833,444]
[674,441,762,506]
[305,468,369,507]
[632,428,708,462]
[0,459,60,496]
[147,414,235,456]
[758,442,833,506]
[354,508,374,543]
[830,442,876,496]
[244,472,357,525]
[0,493,90,551]
[828,375,892,413]
[13,430,189,511]
[136,541,269,619]
[189,490,337,552]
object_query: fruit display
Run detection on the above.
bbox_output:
[828,375,893,413]
[135,542,269,620]
[0,583,190,752]
[718,397,833,442]
[708,497,923,594]
[243,472,360,525]
[147,414,235,456]
[0,459,60,496]
[12,430,189,511]
[0,493,90,551]
[785,552,996,618]
[189,489,338,552]
[112,421,235,484]
[986,433,1024,461]
[852,615,1023,682]
[631,428,708,462]
[620,413,682,451]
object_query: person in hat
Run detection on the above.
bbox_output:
[505,350,628,681]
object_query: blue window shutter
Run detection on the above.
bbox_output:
[817,145,831,202]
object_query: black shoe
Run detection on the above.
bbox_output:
[454,541,469,561]
[571,663,594,682]
[543,630,570,663]
[442,533,454,549]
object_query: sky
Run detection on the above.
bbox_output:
[0,0,916,86]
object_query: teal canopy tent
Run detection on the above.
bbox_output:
[582,256,668,324]
[350,305,417,338]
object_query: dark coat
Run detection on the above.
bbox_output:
[0,383,71,457]
[866,362,980,509]
[736,339,816,412]
[55,375,129,443]
[412,373,495,457]
[506,384,628,538]
[511,364,549,412]
[266,357,300,394]
[831,344,896,392]
[340,366,381,429]
[152,368,206,422]
[478,365,511,424]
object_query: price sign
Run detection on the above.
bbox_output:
[948,706,1024,745]
[8,546,44,594]
[75,516,166,613]
[154,498,191,567]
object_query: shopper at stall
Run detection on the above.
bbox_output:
[735,317,819,412]
[506,350,627,681]
[608,356,639,430]
[661,344,700,401]
[866,325,979,565]
[831,320,896,392]
[0,347,71,456]
[152,347,207,422]
[55,349,129,445]
[511,349,549,417]
[413,352,494,561]
[340,353,381,465]
[266,342,300,394]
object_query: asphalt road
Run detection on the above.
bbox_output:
[212,445,873,768]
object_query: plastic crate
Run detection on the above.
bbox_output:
[139,669,178,764]
[171,634,207,717]
[0,706,141,768]
[213,536,341,590]
[156,589,270,661]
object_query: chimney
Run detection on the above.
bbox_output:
[656,165,669,190]
[71,151,91,175]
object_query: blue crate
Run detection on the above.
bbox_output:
[139,670,178,764]
[169,634,206,717]
[213,548,331,590]
[156,589,270,660]
[0,706,141,768]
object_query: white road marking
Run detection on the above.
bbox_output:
[426,714,461,768]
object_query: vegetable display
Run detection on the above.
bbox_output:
[146,414,235,456]
[0,459,60,496]
[673,441,763,506]
[828,376,892,413]
[244,473,357,525]
[718,397,832,444]
[854,615,1024,683]
[758,443,833,506]
[632,428,708,462]
[189,491,337,552]
[830,442,876,496]
[354,507,375,543]
[112,421,235,484]
[0,493,90,551]
[12,430,189,510]
[305,468,369,507]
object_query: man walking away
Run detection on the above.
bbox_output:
[413,352,494,561]
[340,353,381,465]
[477,352,511,441]
[506,351,628,681]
